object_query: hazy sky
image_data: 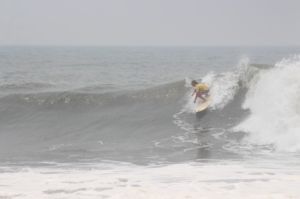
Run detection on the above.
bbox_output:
[1,0,300,46]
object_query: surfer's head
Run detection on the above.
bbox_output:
[191,80,198,87]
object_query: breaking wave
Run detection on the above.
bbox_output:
[234,56,300,152]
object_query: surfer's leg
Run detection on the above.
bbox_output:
[197,92,207,102]
[200,96,207,101]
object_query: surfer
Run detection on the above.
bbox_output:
[191,80,209,103]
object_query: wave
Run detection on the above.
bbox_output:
[0,80,187,163]
[234,56,300,152]
[174,57,300,154]
[1,56,299,163]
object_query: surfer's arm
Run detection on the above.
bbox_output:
[193,95,197,103]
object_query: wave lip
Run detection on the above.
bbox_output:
[0,80,185,108]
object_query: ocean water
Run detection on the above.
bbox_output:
[0,46,300,198]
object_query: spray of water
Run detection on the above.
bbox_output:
[235,56,300,152]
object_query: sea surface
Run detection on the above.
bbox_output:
[0,46,300,198]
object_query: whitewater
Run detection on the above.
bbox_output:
[0,46,300,198]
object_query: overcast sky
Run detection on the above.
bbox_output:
[1,0,299,46]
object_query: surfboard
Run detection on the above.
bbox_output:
[195,96,212,113]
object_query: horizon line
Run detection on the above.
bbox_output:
[1,44,300,48]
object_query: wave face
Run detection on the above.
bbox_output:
[234,56,300,152]
[0,80,187,163]
[1,55,300,164]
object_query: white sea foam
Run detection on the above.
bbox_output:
[235,56,300,152]
[0,160,299,199]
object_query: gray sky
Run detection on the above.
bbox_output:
[1,0,300,46]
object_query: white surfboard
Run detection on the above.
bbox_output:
[195,96,212,113]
